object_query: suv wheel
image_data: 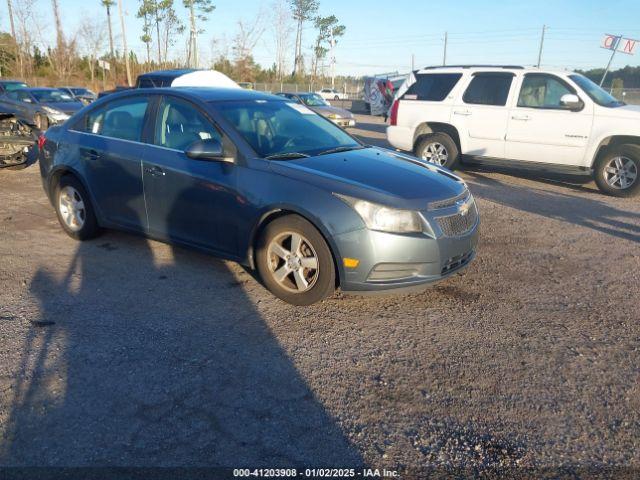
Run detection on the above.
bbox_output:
[594,144,640,197]
[256,215,336,306]
[415,133,459,170]
[54,175,100,240]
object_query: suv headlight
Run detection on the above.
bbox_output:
[335,194,424,233]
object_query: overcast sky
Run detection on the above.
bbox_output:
[3,0,640,77]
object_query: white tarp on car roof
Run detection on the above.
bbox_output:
[171,70,240,89]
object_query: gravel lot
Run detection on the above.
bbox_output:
[0,114,639,478]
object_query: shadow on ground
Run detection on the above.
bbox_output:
[464,170,640,243]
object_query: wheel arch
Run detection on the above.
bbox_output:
[247,207,343,288]
[413,122,462,154]
[47,166,102,222]
[590,135,640,167]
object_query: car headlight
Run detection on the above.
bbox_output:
[42,106,64,115]
[335,194,424,233]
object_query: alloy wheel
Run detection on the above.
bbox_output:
[58,186,86,232]
[267,231,319,293]
[604,156,638,190]
[421,142,449,166]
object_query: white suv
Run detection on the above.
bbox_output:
[387,65,640,197]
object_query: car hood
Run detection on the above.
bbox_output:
[268,147,466,210]
[309,105,354,118]
[43,101,84,114]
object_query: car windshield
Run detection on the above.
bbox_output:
[299,93,328,107]
[31,90,76,103]
[569,74,624,107]
[214,99,360,158]
[3,82,27,91]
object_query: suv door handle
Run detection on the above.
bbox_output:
[453,109,472,116]
[511,115,531,121]
[144,165,165,177]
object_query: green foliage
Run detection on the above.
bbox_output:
[577,66,640,89]
[290,0,319,22]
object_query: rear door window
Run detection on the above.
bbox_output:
[402,73,462,101]
[463,73,513,106]
[75,96,149,142]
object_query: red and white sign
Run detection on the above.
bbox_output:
[601,34,638,55]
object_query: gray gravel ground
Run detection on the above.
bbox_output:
[0,114,639,478]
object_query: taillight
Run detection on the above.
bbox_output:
[389,100,399,126]
[38,133,46,150]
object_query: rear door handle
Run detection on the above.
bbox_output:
[511,115,531,121]
[80,148,99,161]
[453,110,472,116]
[144,165,165,177]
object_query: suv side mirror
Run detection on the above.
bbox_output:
[185,138,233,163]
[560,94,583,111]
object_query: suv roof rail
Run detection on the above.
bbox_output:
[419,65,525,70]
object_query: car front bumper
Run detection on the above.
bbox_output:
[333,221,479,293]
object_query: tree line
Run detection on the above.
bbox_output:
[0,0,347,89]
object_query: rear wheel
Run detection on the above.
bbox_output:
[594,144,640,197]
[256,215,335,306]
[54,175,100,240]
[334,95,339,100]
[415,132,460,170]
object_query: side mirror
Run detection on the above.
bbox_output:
[560,93,583,111]
[185,138,233,163]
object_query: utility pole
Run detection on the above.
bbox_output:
[443,32,448,66]
[600,35,621,86]
[411,53,415,71]
[537,25,546,67]
[117,0,132,86]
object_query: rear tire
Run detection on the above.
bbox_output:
[415,132,460,170]
[334,95,339,100]
[256,215,335,306]
[594,144,640,197]
[54,175,100,240]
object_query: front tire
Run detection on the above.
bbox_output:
[256,215,336,306]
[594,144,640,197]
[415,132,460,170]
[54,175,100,240]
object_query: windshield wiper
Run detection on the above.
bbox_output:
[317,145,366,156]
[264,152,310,160]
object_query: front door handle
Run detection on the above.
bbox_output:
[144,165,165,177]
[453,109,472,116]
[511,115,531,121]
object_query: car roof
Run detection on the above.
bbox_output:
[108,87,285,103]
[137,69,198,80]
[21,87,61,92]
[414,65,576,76]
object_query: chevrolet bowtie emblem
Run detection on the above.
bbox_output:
[456,198,470,216]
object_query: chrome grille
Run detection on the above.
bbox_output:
[436,200,478,237]
[428,190,470,210]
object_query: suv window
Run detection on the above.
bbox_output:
[154,96,221,151]
[517,74,575,109]
[75,96,149,142]
[402,73,462,102]
[462,73,513,106]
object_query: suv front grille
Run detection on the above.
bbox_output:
[436,200,478,237]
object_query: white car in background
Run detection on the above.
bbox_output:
[387,65,640,197]
[317,88,348,100]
